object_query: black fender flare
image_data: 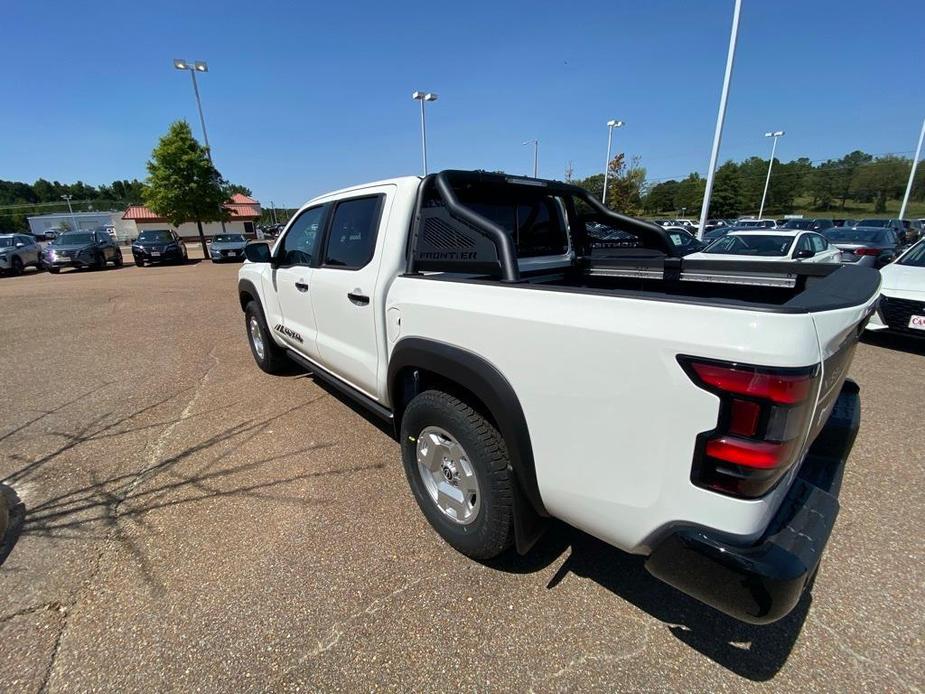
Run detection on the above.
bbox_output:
[388,337,547,520]
[238,278,260,311]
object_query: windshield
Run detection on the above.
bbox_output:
[826,229,889,244]
[898,241,925,267]
[736,220,774,228]
[137,230,173,243]
[704,234,795,256]
[0,237,13,248]
[55,233,94,246]
[781,219,814,230]
[856,219,888,227]
[214,234,245,243]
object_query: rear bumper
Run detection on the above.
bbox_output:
[645,379,860,624]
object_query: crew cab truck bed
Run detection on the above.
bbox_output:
[238,170,879,624]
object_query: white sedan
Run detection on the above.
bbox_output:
[866,239,925,337]
[685,230,842,263]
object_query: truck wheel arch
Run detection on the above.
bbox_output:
[238,278,260,312]
[388,337,548,521]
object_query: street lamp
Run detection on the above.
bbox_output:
[899,117,925,221]
[173,59,213,161]
[411,91,438,175]
[696,0,742,239]
[61,195,79,233]
[758,130,785,219]
[602,119,625,205]
[522,139,539,178]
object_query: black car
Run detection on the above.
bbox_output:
[44,230,123,274]
[780,218,835,231]
[131,230,188,266]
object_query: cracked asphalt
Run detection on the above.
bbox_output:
[0,260,922,692]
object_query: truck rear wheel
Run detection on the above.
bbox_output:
[244,300,291,375]
[400,390,514,559]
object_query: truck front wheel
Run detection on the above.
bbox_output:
[244,300,291,375]
[400,390,514,559]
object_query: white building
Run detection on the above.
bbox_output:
[122,194,262,240]
[27,211,135,240]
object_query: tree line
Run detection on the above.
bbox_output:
[570,150,925,218]
[0,164,252,233]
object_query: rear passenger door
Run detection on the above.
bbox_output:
[310,189,391,398]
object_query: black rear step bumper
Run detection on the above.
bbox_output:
[645,379,860,625]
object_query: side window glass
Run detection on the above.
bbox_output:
[323,196,382,269]
[811,234,826,252]
[280,205,327,266]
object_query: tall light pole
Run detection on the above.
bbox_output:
[522,139,539,178]
[697,0,742,239]
[412,91,438,175]
[758,130,785,219]
[899,117,925,221]
[602,119,625,205]
[61,195,79,233]
[173,59,213,160]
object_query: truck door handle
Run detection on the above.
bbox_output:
[347,290,369,306]
[295,281,309,292]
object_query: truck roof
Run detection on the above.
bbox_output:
[304,175,422,206]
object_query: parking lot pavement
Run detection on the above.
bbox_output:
[0,262,922,692]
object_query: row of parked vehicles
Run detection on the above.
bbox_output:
[0,228,253,277]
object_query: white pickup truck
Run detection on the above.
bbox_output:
[237,170,880,624]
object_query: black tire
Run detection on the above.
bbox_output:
[95,252,106,270]
[113,250,123,267]
[400,390,514,559]
[10,256,23,276]
[49,267,60,274]
[244,300,291,375]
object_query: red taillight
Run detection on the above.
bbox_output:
[853,247,880,256]
[681,357,819,499]
[705,437,796,469]
[689,361,813,404]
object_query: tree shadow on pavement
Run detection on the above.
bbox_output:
[490,522,809,681]
[0,389,383,595]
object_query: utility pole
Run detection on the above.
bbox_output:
[697,0,742,239]
[61,195,79,233]
[523,140,539,178]
[758,130,785,218]
[899,117,925,221]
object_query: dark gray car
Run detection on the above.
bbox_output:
[824,226,898,268]
[44,230,123,274]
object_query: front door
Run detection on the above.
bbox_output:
[310,190,391,398]
[273,204,328,360]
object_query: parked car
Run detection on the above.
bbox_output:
[238,169,878,624]
[733,218,778,229]
[832,219,857,228]
[688,230,841,263]
[823,226,899,268]
[663,226,705,255]
[208,233,248,262]
[856,218,907,238]
[780,218,835,231]
[131,230,188,266]
[44,230,123,273]
[702,225,733,241]
[0,233,44,276]
[866,239,925,337]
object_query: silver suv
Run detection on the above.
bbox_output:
[0,234,43,276]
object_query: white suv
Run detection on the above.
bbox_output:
[0,234,43,276]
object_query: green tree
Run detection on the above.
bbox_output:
[710,161,742,217]
[643,180,679,213]
[834,150,873,208]
[675,173,706,215]
[143,121,229,256]
[604,153,646,214]
[851,156,909,213]
[225,183,253,197]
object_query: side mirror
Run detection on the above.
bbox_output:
[794,249,815,259]
[15,242,24,248]
[244,241,272,263]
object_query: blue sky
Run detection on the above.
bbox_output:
[3,0,923,207]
